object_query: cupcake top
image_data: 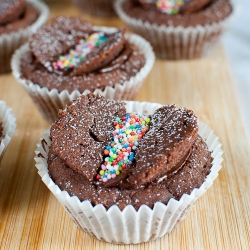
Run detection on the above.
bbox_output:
[48,94,213,210]
[121,0,233,27]
[0,0,40,35]
[20,16,146,93]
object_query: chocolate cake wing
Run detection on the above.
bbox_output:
[71,29,126,75]
[0,0,25,25]
[50,94,126,181]
[50,95,102,181]
[29,17,92,67]
[127,105,199,186]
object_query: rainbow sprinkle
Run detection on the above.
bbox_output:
[156,0,186,14]
[96,113,151,182]
[52,32,108,70]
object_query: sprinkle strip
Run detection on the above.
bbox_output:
[96,113,151,182]
[156,0,186,14]
[52,32,108,70]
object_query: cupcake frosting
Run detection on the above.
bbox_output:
[20,16,146,93]
[122,0,232,27]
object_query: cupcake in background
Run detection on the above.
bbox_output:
[0,101,16,163]
[72,0,116,18]
[35,94,223,244]
[11,16,155,123]
[0,0,49,74]
[115,0,234,59]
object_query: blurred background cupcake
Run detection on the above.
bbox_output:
[11,16,155,123]
[115,0,234,59]
[0,101,16,163]
[72,0,116,17]
[0,0,49,74]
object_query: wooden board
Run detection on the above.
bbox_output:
[0,0,250,249]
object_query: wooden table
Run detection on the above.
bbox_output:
[0,1,250,249]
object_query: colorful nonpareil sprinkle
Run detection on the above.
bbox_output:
[52,32,108,70]
[96,113,151,182]
[156,0,186,14]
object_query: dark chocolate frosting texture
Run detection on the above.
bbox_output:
[48,94,213,210]
[0,0,40,35]
[20,17,146,93]
[122,0,233,27]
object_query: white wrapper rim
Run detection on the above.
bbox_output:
[34,101,223,244]
[0,101,16,159]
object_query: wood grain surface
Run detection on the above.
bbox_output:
[0,0,250,249]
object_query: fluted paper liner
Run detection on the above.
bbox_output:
[115,0,235,59]
[0,101,16,161]
[0,0,49,73]
[35,101,223,244]
[12,27,155,123]
[72,0,117,17]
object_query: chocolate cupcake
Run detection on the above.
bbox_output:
[35,94,223,244]
[0,101,16,162]
[0,0,48,73]
[12,16,155,123]
[115,0,234,59]
[72,0,116,17]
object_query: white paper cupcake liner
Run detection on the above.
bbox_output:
[0,101,16,161]
[11,27,155,123]
[0,0,49,73]
[34,101,223,244]
[72,0,117,17]
[115,0,235,59]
